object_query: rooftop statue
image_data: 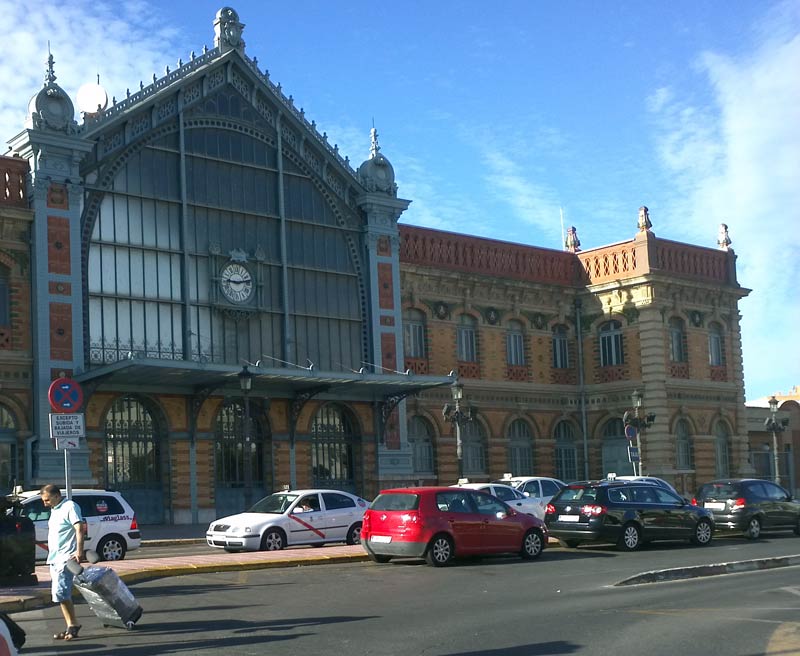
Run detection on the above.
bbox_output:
[717,223,732,251]
[565,226,581,253]
[637,206,652,232]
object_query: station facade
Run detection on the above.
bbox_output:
[0,8,757,523]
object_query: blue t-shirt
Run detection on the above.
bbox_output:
[47,498,82,564]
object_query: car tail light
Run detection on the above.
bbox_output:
[690,497,698,506]
[130,515,138,530]
[545,503,556,515]
[401,511,420,524]
[732,498,746,509]
[581,504,606,517]
[362,513,371,531]
[15,522,24,533]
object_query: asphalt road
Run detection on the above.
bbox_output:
[13,534,800,655]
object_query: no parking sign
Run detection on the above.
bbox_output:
[48,378,84,413]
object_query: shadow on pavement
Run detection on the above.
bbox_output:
[442,641,580,655]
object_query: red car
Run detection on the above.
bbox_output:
[360,486,548,566]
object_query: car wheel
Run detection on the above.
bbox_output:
[368,552,392,564]
[521,529,544,560]
[96,535,127,561]
[617,523,642,551]
[260,528,285,551]
[425,534,454,567]
[691,519,713,546]
[745,516,761,540]
[345,522,362,545]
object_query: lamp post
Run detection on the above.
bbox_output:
[442,379,472,481]
[239,365,253,508]
[624,390,656,477]
[766,396,785,485]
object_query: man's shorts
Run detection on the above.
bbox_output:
[49,562,75,603]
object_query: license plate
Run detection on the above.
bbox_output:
[558,514,580,522]
[370,535,392,543]
[704,502,725,510]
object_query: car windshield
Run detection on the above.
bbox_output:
[555,487,597,502]
[370,493,420,511]
[248,493,298,514]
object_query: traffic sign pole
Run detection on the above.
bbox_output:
[48,377,85,501]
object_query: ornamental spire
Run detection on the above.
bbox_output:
[369,126,380,159]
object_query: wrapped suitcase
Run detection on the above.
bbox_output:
[71,565,143,630]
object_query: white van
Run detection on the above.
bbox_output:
[15,489,141,561]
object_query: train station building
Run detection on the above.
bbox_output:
[0,8,759,523]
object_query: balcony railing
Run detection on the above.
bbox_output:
[1,156,28,208]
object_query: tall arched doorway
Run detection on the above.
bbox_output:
[601,418,632,477]
[104,396,168,524]
[311,404,358,493]
[214,400,269,517]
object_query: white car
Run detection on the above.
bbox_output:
[206,489,369,552]
[451,482,546,519]
[491,476,567,513]
[14,489,141,561]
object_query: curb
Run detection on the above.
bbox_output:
[141,538,207,547]
[615,554,800,586]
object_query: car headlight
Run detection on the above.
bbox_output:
[230,526,252,534]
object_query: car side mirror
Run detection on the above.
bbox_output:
[522,492,530,498]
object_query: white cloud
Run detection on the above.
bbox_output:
[650,19,800,399]
[0,0,185,141]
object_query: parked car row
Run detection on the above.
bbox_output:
[545,477,800,551]
[201,476,800,568]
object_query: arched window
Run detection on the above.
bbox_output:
[599,320,624,366]
[554,421,577,482]
[457,314,478,362]
[214,401,265,488]
[675,419,693,470]
[708,323,725,366]
[506,320,525,366]
[0,404,18,495]
[507,419,533,475]
[462,419,487,475]
[714,421,730,477]
[601,418,631,477]
[408,415,435,475]
[312,404,358,491]
[669,317,687,363]
[552,325,569,369]
[403,309,426,359]
[0,266,9,327]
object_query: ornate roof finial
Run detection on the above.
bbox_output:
[214,7,245,53]
[717,223,732,251]
[45,44,57,85]
[369,126,380,159]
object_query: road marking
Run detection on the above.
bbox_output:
[765,622,800,654]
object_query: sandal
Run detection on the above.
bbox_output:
[54,625,81,640]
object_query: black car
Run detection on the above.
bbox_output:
[545,480,714,551]
[693,479,800,539]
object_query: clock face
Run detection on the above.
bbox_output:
[219,262,253,303]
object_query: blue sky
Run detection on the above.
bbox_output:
[1,1,797,402]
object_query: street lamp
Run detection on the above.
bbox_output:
[238,365,254,508]
[623,389,656,476]
[765,396,788,485]
[442,379,472,481]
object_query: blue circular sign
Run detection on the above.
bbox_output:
[624,424,637,441]
[48,378,84,413]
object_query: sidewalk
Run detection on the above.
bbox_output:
[0,525,370,614]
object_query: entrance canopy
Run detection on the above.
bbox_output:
[75,358,454,402]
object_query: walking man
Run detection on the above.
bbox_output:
[41,484,84,640]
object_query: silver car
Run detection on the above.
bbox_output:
[453,482,546,519]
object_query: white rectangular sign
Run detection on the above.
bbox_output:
[49,413,85,449]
